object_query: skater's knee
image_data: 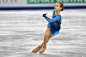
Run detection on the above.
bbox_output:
[45,33,49,37]
[45,31,50,37]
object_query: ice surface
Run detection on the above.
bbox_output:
[0,9,86,57]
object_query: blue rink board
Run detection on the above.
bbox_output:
[0,6,86,10]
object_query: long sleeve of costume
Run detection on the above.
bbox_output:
[44,15,61,23]
[44,16,51,22]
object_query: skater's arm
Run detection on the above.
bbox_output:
[44,15,61,23]
[43,10,60,22]
[49,16,61,23]
[44,16,51,22]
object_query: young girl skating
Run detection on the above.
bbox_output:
[32,2,64,53]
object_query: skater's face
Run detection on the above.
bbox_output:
[54,2,62,11]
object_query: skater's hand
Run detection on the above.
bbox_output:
[43,13,47,17]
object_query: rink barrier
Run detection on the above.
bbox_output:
[0,6,86,10]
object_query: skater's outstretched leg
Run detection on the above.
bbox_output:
[32,28,52,53]
[39,28,52,53]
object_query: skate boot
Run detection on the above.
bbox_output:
[39,44,46,53]
[32,44,43,53]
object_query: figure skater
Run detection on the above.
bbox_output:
[32,2,64,53]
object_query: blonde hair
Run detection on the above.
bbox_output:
[58,2,64,11]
